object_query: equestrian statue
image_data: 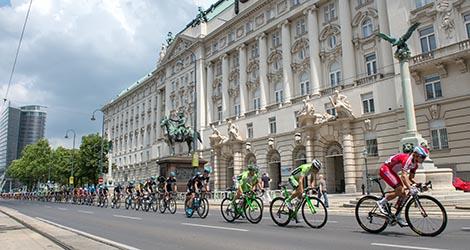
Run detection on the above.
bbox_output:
[160,110,202,155]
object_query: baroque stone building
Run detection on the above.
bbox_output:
[103,0,470,193]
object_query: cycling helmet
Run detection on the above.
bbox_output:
[170,172,176,177]
[203,165,212,174]
[311,159,323,171]
[150,176,156,181]
[129,181,134,185]
[195,171,202,177]
[413,146,429,159]
[247,164,259,172]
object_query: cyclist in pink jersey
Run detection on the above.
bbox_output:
[376,146,429,225]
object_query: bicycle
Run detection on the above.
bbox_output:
[355,177,447,236]
[185,191,209,218]
[269,184,328,228]
[124,194,134,210]
[221,189,263,224]
[159,192,177,214]
[111,193,122,209]
[97,193,109,208]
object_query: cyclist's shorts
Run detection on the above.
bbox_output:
[379,164,401,189]
[240,183,250,193]
[288,176,299,189]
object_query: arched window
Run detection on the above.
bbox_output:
[328,35,337,49]
[275,81,284,103]
[272,58,281,71]
[299,72,310,96]
[362,18,373,38]
[253,88,261,110]
[234,96,240,117]
[329,62,341,86]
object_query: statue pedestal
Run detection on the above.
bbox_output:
[414,166,455,192]
[157,156,207,192]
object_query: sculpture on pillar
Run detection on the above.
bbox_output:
[209,124,227,147]
[329,90,353,118]
[227,120,243,141]
[377,22,420,61]
[158,43,166,63]
[298,99,315,117]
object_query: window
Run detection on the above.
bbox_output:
[361,18,373,38]
[296,18,306,36]
[298,48,307,60]
[366,139,378,156]
[272,31,281,47]
[324,3,336,22]
[361,92,375,114]
[419,26,436,53]
[424,75,442,100]
[325,103,336,116]
[269,117,277,134]
[253,88,261,110]
[430,120,448,150]
[232,54,239,67]
[275,81,284,103]
[234,97,240,117]
[465,14,470,38]
[217,106,223,121]
[272,59,281,71]
[228,31,235,43]
[247,123,253,138]
[415,0,433,8]
[212,42,218,53]
[329,62,341,86]
[365,53,377,75]
[246,20,254,33]
[294,111,300,128]
[216,62,222,76]
[328,35,337,49]
[251,42,259,59]
[299,72,310,96]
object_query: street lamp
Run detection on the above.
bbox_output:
[91,109,104,183]
[65,129,76,186]
[362,148,370,194]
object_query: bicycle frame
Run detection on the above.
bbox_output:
[280,186,318,219]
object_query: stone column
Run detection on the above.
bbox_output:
[377,0,394,75]
[258,33,268,109]
[281,20,293,103]
[150,94,156,144]
[196,47,206,129]
[238,44,248,115]
[206,62,214,125]
[222,54,230,120]
[339,0,357,84]
[306,7,321,95]
[342,122,357,193]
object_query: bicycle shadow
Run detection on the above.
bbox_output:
[353,230,418,238]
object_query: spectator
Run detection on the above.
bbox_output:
[261,172,272,204]
[317,174,329,208]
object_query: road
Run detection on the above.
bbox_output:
[1,200,469,250]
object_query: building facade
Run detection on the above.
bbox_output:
[105,0,470,193]
[0,104,47,191]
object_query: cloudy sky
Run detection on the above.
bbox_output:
[0,0,214,148]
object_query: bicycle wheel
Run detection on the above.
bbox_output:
[168,198,177,214]
[244,198,263,224]
[159,199,167,213]
[104,198,109,208]
[203,198,209,218]
[405,195,447,237]
[302,196,327,229]
[355,195,388,234]
[220,198,237,222]
[197,198,207,218]
[115,198,121,209]
[152,199,158,212]
[269,197,291,227]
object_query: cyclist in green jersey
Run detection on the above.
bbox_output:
[231,164,263,205]
[286,159,323,210]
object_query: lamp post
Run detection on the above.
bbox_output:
[65,129,76,186]
[362,148,370,195]
[91,109,104,183]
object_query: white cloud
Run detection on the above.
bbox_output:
[0,77,52,106]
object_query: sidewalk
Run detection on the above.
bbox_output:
[0,206,125,250]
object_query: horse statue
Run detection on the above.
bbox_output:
[160,112,202,155]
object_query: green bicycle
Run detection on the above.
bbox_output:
[220,190,263,224]
[270,184,328,228]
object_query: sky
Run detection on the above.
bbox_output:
[0,0,215,149]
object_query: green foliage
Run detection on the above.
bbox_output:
[6,134,110,190]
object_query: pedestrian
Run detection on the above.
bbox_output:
[261,172,272,204]
[317,174,329,208]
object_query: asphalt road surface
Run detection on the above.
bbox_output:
[1,200,469,250]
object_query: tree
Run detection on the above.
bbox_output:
[75,133,110,185]
[50,146,74,186]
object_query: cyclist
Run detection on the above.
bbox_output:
[113,182,122,199]
[231,164,262,207]
[185,166,212,214]
[144,177,157,194]
[285,159,323,210]
[376,145,429,225]
[165,172,177,198]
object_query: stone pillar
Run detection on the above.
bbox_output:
[339,0,357,84]
[306,7,321,95]
[238,44,248,115]
[196,47,206,129]
[305,134,313,163]
[150,94,156,144]
[377,0,394,75]
[342,122,357,193]
[206,62,213,125]
[281,20,293,103]
[258,33,269,110]
[222,54,230,120]
[233,143,244,176]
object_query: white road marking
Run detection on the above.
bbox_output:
[35,217,140,250]
[462,227,470,231]
[77,210,94,214]
[371,243,449,250]
[113,214,142,220]
[328,221,338,223]
[181,223,248,232]
[57,207,68,211]
[45,205,52,208]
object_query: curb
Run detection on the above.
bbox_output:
[0,206,134,250]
